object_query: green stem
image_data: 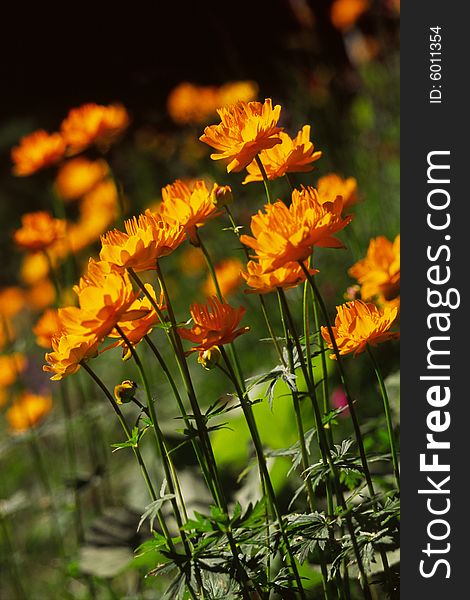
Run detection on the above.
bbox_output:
[219,346,307,600]
[224,206,285,365]
[299,264,394,593]
[277,289,372,600]
[128,269,220,506]
[366,346,400,490]
[155,262,253,599]
[276,290,316,512]
[255,154,273,204]
[196,231,246,391]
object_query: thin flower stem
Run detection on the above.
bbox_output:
[128,268,219,504]
[284,173,294,192]
[299,263,394,593]
[255,154,273,204]
[277,289,372,600]
[114,325,190,534]
[366,345,400,490]
[155,262,254,599]
[311,290,333,445]
[80,363,204,600]
[223,206,285,364]
[219,346,308,600]
[299,262,376,498]
[79,362,169,540]
[155,261,226,508]
[196,231,245,390]
[276,290,316,512]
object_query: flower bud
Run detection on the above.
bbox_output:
[114,380,138,404]
[211,184,233,207]
[197,346,221,370]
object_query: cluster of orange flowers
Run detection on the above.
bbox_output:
[12,103,129,176]
[167,81,258,125]
[5,95,399,436]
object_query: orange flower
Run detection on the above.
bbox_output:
[179,246,206,276]
[242,260,318,294]
[159,179,221,242]
[59,260,143,340]
[44,333,99,380]
[200,99,283,172]
[167,83,219,125]
[27,279,56,311]
[317,173,358,212]
[7,392,53,433]
[167,81,258,126]
[321,300,399,358]
[108,284,165,358]
[348,235,400,306]
[204,258,244,297]
[243,126,322,183]
[61,103,130,154]
[331,0,369,30]
[178,297,249,353]
[11,130,65,176]
[240,186,352,271]
[33,309,63,349]
[13,212,66,252]
[55,157,109,201]
[100,211,186,272]
[68,180,119,252]
[0,287,26,318]
[0,353,27,388]
[216,81,258,108]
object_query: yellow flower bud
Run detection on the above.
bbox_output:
[211,184,233,207]
[197,346,222,370]
[114,380,138,404]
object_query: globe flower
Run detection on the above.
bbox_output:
[321,300,399,358]
[27,279,56,311]
[107,284,166,359]
[331,0,369,31]
[159,180,221,243]
[317,173,358,212]
[243,126,322,183]
[7,392,53,433]
[100,211,186,272]
[200,99,283,172]
[11,130,65,176]
[59,260,144,340]
[114,380,138,404]
[33,309,63,349]
[0,353,27,388]
[0,287,25,318]
[240,186,352,272]
[61,103,130,154]
[13,212,66,252]
[178,297,249,353]
[167,83,219,125]
[348,235,400,306]
[216,81,258,108]
[68,180,119,252]
[167,81,258,126]
[242,260,318,294]
[55,157,109,201]
[203,258,244,297]
[43,333,100,380]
